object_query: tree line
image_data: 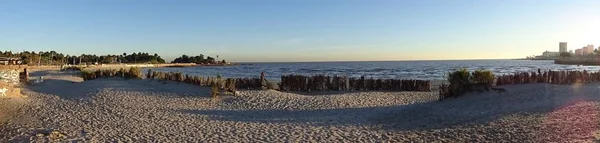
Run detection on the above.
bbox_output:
[171,54,226,64]
[0,51,166,65]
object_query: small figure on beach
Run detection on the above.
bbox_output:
[260,72,266,88]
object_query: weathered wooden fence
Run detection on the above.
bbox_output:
[146,70,263,90]
[495,70,600,86]
[279,75,431,92]
[439,69,600,101]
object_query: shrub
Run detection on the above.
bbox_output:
[80,70,94,81]
[446,68,473,98]
[126,67,143,79]
[471,69,495,89]
[441,69,496,100]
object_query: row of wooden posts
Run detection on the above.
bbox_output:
[81,68,600,101]
[84,68,600,91]
[149,72,432,92]
[438,84,451,100]
[84,69,600,99]
[495,70,600,86]
[439,69,600,101]
[147,70,265,91]
[279,75,431,92]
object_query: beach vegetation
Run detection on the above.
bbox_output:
[126,67,143,79]
[0,51,166,65]
[447,69,472,96]
[559,52,572,59]
[471,69,495,89]
[80,70,95,81]
[441,69,497,99]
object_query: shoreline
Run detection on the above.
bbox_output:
[1,70,599,142]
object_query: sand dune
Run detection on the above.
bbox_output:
[1,70,599,142]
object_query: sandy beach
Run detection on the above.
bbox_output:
[1,70,600,142]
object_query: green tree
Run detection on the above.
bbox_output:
[560,52,572,58]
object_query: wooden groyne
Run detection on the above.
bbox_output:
[279,75,431,92]
[496,70,600,85]
[554,59,600,66]
[147,70,264,90]
[439,69,600,101]
[96,63,197,68]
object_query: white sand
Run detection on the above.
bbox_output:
[1,70,600,142]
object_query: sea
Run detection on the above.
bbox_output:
[147,60,600,81]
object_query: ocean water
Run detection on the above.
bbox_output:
[148,60,600,81]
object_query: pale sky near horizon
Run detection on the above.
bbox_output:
[1,0,599,62]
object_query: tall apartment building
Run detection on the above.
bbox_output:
[559,42,567,53]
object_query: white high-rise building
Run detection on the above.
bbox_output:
[559,42,567,53]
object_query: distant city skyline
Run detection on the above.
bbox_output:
[1,0,599,62]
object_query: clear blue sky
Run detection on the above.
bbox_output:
[1,0,599,62]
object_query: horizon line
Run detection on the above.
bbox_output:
[233,58,520,63]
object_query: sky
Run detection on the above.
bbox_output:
[1,0,599,62]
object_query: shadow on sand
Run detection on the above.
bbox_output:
[25,79,100,100]
[175,83,597,131]
[285,90,371,96]
[25,78,214,100]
